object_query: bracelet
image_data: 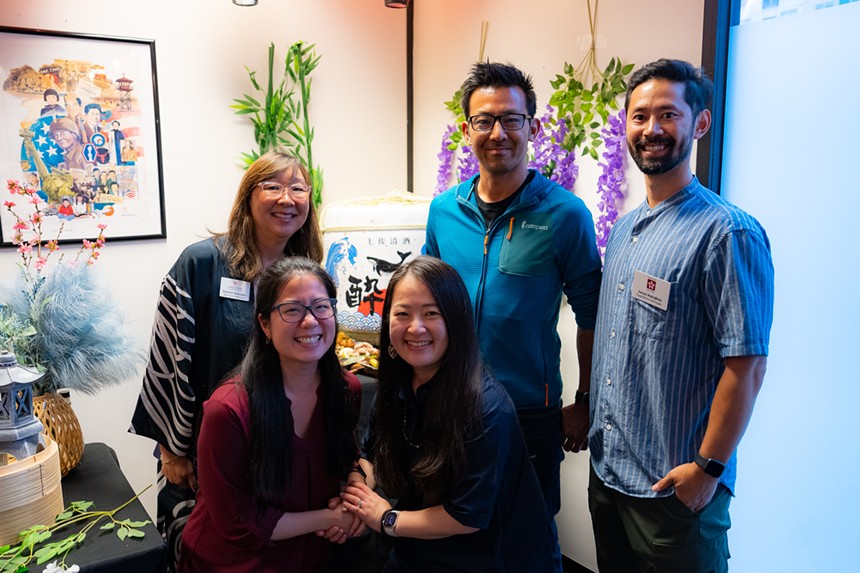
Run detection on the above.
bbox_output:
[350,464,367,479]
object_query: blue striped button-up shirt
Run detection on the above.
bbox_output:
[589,178,774,497]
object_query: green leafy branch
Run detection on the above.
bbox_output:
[0,486,152,573]
[285,41,323,209]
[548,0,633,160]
[442,88,465,151]
[231,41,324,208]
[231,43,295,166]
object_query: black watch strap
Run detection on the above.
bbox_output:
[694,452,726,478]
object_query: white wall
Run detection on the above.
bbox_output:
[1,1,704,570]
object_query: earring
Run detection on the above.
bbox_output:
[265,336,271,345]
[388,343,397,359]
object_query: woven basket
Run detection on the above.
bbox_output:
[33,392,84,476]
[0,435,64,546]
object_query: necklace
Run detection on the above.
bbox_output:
[401,410,420,449]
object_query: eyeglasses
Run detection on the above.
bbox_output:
[257,181,311,200]
[271,298,336,323]
[467,113,532,132]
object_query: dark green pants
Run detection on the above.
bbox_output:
[588,466,731,573]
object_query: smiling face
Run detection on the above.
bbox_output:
[462,85,538,181]
[249,168,310,248]
[259,273,335,371]
[625,79,709,177]
[388,274,449,387]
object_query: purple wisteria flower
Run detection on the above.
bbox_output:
[595,109,627,257]
[456,145,479,183]
[528,105,578,192]
[434,124,457,196]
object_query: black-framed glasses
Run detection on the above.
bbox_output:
[467,113,532,132]
[257,181,311,200]
[271,298,336,323]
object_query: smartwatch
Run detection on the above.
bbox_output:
[381,509,400,537]
[694,452,726,478]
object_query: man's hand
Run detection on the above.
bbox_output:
[561,401,589,452]
[652,462,718,512]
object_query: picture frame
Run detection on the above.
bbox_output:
[0,26,166,246]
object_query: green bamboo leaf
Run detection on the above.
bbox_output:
[589,147,599,160]
[126,529,145,539]
[246,68,261,91]
[56,512,73,521]
[621,63,635,75]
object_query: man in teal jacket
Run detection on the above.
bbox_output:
[424,61,602,570]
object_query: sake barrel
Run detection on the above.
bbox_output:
[322,191,431,345]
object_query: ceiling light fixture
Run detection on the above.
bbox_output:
[385,0,409,8]
[233,0,258,6]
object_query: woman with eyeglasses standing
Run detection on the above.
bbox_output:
[342,256,554,572]
[178,257,361,572]
[130,149,323,572]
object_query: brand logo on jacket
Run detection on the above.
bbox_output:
[521,220,549,231]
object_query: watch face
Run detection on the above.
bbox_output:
[382,511,397,528]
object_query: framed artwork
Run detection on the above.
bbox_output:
[0,26,166,245]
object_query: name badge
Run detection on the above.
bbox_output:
[219,277,251,302]
[631,270,670,311]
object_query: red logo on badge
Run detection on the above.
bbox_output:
[646,279,656,291]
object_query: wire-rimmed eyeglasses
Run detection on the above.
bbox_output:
[467,113,533,132]
[271,298,336,323]
[257,181,311,200]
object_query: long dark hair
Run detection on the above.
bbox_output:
[236,256,355,507]
[215,149,324,281]
[373,256,483,503]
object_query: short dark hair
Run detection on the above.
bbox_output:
[625,59,714,117]
[460,61,537,118]
[43,88,59,101]
[84,103,102,114]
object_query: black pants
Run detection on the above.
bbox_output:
[588,466,731,573]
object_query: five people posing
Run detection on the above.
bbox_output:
[130,57,772,573]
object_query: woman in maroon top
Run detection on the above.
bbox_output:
[179,257,361,573]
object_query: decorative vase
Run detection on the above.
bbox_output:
[33,391,84,476]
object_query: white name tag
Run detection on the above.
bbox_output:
[219,277,251,302]
[631,270,671,311]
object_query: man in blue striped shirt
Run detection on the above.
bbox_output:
[588,59,774,572]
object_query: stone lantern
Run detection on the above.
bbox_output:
[0,350,45,464]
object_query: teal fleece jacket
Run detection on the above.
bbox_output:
[425,171,602,409]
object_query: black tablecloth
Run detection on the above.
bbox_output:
[59,442,165,573]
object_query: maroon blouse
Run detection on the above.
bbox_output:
[179,373,359,573]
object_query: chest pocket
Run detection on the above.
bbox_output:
[498,213,555,277]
